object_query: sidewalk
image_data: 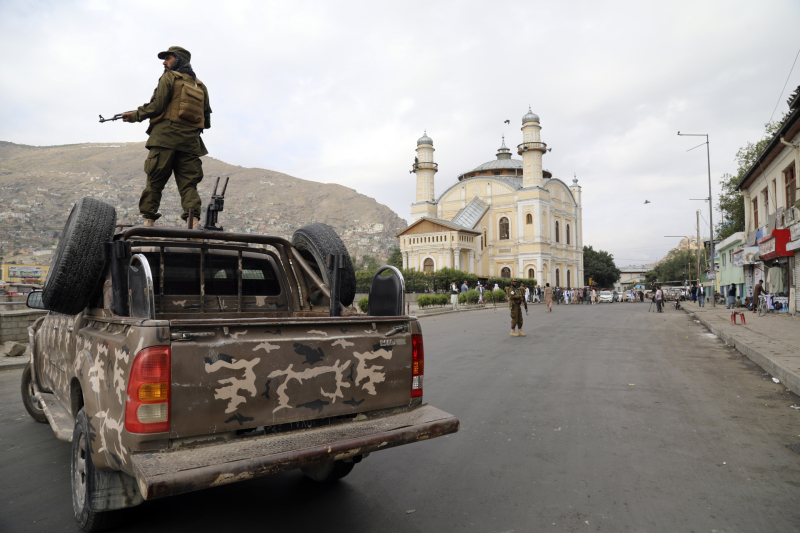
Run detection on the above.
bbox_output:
[683,303,800,396]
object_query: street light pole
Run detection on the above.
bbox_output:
[678,132,716,307]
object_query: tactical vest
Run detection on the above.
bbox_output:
[150,72,205,128]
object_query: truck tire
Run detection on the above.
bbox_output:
[21,364,47,423]
[292,223,356,307]
[43,197,116,315]
[301,459,355,482]
[72,408,127,532]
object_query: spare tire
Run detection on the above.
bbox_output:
[43,197,116,315]
[292,223,356,307]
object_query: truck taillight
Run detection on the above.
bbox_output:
[125,346,170,433]
[411,334,424,398]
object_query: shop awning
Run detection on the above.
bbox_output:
[758,229,792,261]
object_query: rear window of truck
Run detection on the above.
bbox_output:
[142,252,281,296]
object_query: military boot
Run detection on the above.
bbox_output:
[143,218,155,227]
[517,330,526,337]
[188,217,201,230]
[510,328,518,337]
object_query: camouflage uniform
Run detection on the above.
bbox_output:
[129,46,212,221]
[505,284,523,330]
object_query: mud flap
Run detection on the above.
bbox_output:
[88,462,144,512]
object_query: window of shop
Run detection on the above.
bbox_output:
[786,163,797,207]
[499,217,510,240]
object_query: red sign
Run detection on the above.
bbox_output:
[758,229,792,261]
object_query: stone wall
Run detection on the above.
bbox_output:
[0,309,47,343]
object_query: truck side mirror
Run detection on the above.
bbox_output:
[26,290,46,310]
[128,254,155,320]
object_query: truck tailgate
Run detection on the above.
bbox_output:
[169,317,414,438]
[133,404,458,500]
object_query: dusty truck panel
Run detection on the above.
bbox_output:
[169,319,412,438]
[23,204,458,531]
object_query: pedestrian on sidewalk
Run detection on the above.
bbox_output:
[533,285,541,303]
[655,286,663,313]
[477,282,485,306]
[525,285,530,303]
[450,279,460,311]
[591,288,597,305]
[544,283,554,312]
[698,286,706,307]
[727,285,736,309]
[752,280,764,314]
[691,283,697,304]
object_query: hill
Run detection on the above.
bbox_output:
[0,141,406,264]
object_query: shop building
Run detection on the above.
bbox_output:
[736,84,800,313]
[717,232,746,304]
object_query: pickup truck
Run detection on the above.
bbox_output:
[21,197,459,532]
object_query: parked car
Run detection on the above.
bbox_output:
[599,290,614,303]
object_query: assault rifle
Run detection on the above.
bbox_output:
[99,114,124,123]
[204,177,229,231]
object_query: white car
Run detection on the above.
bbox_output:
[599,290,614,303]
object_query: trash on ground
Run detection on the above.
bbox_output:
[773,378,781,384]
[406,509,416,514]
[790,405,800,410]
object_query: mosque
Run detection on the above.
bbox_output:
[396,108,584,288]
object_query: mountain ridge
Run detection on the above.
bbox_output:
[0,141,406,263]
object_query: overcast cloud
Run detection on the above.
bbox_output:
[2,0,799,265]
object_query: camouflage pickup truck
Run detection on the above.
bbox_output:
[21,197,458,532]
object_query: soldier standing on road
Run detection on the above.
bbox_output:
[122,46,211,229]
[505,279,525,337]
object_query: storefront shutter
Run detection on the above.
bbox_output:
[795,258,800,311]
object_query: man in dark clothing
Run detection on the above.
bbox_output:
[752,280,764,313]
[690,283,697,303]
[123,46,212,228]
[727,286,737,309]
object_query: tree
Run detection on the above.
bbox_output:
[644,248,699,287]
[583,245,621,287]
[387,247,402,269]
[716,120,782,240]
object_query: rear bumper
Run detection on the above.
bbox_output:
[132,404,459,500]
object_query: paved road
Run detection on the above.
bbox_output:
[3,303,800,532]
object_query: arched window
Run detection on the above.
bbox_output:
[528,268,534,278]
[483,229,488,247]
[566,224,571,245]
[526,213,533,224]
[423,258,434,272]
[499,217,510,240]
[501,267,511,278]
[567,270,571,288]
[555,221,560,243]
[555,268,560,287]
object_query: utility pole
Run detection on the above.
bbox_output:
[696,211,701,294]
[678,132,716,306]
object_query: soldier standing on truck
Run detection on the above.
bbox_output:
[122,46,211,229]
[505,279,525,337]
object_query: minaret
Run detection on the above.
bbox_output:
[410,131,438,221]
[518,107,546,188]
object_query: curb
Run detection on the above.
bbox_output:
[414,306,492,318]
[684,308,800,397]
[0,358,28,371]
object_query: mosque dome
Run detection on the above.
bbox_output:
[522,106,540,124]
[417,131,433,145]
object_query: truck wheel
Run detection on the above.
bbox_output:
[301,460,355,482]
[43,197,116,315]
[292,223,356,307]
[21,364,47,423]
[72,408,126,532]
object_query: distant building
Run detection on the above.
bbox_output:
[396,108,584,286]
[614,265,652,292]
[1,264,50,283]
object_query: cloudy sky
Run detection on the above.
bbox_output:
[2,0,800,265]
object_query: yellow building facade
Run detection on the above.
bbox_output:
[1,264,50,283]
[397,109,584,287]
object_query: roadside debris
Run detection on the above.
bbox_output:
[773,378,781,384]
[790,405,800,410]
[406,509,416,514]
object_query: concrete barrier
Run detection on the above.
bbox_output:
[0,309,47,343]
